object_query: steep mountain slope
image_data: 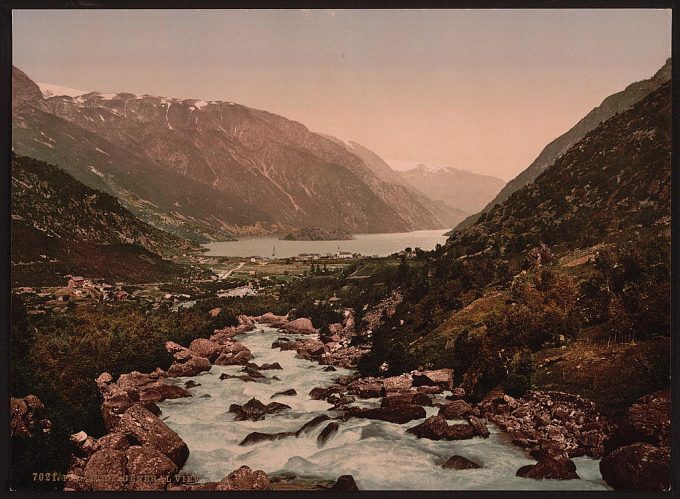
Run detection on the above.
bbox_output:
[11,154,192,285]
[397,162,506,214]
[360,81,671,409]
[455,57,671,230]
[322,136,466,227]
[13,66,445,236]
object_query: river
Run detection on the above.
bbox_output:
[157,324,609,490]
[202,230,449,259]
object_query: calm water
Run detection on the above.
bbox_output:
[203,230,449,258]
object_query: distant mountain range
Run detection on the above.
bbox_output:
[454,58,671,231]
[13,67,462,240]
[391,161,506,215]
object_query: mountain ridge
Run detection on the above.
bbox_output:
[454,57,671,231]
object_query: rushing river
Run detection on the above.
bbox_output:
[202,230,449,258]
[158,325,609,490]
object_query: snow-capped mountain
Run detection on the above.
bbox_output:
[388,160,506,215]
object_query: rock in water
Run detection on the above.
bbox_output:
[442,455,481,470]
[115,404,189,467]
[438,400,473,419]
[295,415,331,436]
[239,431,295,446]
[272,388,297,398]
[331,475,359,491]
[347,404,426,424]
[215,465,273,490]
[599,443,670,491]
[317,422,340,446]
[516,455,579,480]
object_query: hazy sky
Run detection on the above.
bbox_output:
[13,9,671,180]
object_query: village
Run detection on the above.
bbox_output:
[12,247,414,316]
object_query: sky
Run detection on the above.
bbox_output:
[13,9,671,181]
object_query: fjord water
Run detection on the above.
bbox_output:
[158,325,609,490]
[202,230,449,258]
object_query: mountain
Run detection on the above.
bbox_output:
[12,67,448,239]
[322,136,468,227]
[455,57,671,230]
[11,154,192,286]
[360,80,671,408]
[394,162,506,215]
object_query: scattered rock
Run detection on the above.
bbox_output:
[82,449,127,491]
[281,317,317,334]
[229,398,291,421]
[260,362,283,370]
[239,431,295,446]
[407,415,476,441]
[323,366,337,372]
[295,415,331,436]
[438,400,473,419]
[115,404,189,467]
[411,369,453,390]
[317,422,339,446]
[600,442,670,491]
[516,455,579,480]
[467,416,490,438]
[184,380,201,389]
[215,465,273,490]
[167,356,211,377]
[442,455,481,470]
[188,338,223,361]
[272,389,297,398]
[331,475,359,491]
[347,404,426,424]
[125,446,178,490]
[381,392,432,408]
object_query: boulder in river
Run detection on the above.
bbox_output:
[229,398,291,421]
[215,465,273,490]
[381,392,432,408]
[599,442,670,491]
[272,388,297,398]
[331,475,359,491]
[295,415,332,436]
[188,338,223,361]
[467,416,490,438]
[214,349,253,366]
[323,365,337,372]
[411,369,453,390]
[442,455,481,470]
[115,404,189,467]
[167,356,211,377]
[604,389,670,454]
[516,455,580,480]
[347,404,426,424]
[239,431,295,446]
[347,378,383,398]
[317,422,340,446]
[281,317,317,334]
[407,415,476,441]
[438,400,473,419]
[260,362,283,370]
[381,375,412,394]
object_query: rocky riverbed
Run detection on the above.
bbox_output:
[59,314,669,491]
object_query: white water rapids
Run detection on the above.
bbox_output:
[158,324,610,490]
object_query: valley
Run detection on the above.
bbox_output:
[10,51,670,494]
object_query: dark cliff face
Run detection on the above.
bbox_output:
[11,154,192,286]
[12,67,447,238]
[456,58,671,231]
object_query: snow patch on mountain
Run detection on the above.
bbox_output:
[38,83,87,98]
